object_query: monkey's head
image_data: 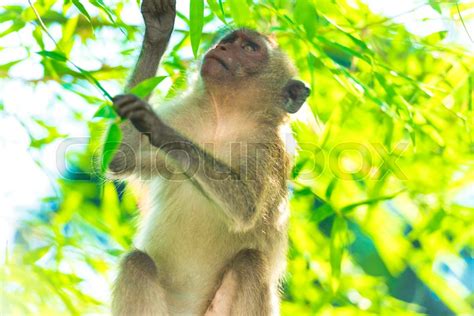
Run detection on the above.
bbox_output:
[201,29,310,114]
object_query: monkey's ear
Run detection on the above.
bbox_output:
[282,79,310,113]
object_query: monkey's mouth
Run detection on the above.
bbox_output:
[205,55,229,71]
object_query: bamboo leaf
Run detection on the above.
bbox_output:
[129,76,166,99]
[32,26,45,49]
[0,59,23,73]
[295,0,318,38]
[207,0,226,23]
[101,123,122,173]
[72,0,91,22]
[429,0,442,14]
[325,178,338,200]
[311,204,334,224]
[341,190,405,214]
[0,6,23,23]
[190,0,204,58]
[75,65,113,101]
[37,50,68,62]
[330,216,347,291]
[0,21,25,38]
[94,104,118,119]
[228,0,252,27]
[89,0,116,25]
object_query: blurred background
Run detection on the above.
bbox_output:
[0,0,473,315]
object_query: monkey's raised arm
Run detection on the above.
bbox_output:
[127,0,176,94]
[109,0,176,176]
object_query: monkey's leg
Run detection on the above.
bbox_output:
[205,249,272,316]
[112,250,168,316]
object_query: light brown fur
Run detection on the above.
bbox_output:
[112,84,291,315]
[109,1,308,315]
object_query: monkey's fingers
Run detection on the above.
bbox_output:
[113,94,139,110]
[117,100,151,118]
[127,108,159,134]
[112,94,151,118]
[112,94,139,104]
[141,0,176,15]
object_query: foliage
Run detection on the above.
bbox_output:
[1,0,473,315]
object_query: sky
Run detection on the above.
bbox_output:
[0,0,473,261]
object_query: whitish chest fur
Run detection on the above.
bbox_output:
[135,179,262,315]
[133,102,265,314]
[136,180,232,275]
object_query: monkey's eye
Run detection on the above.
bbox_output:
[242,41,259,52]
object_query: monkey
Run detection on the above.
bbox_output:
[108,0,310,315]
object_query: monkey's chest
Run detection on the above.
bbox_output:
[135,179,243,312]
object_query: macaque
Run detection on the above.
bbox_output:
[109,0,310,315]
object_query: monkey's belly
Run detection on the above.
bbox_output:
[135,179,245,315]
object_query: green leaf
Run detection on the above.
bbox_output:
[311,203,334,223]
[318,36,370,64]
[71,0,91,22]
[89,0,116,24]
[23,245,52,264]
[425,31,448,45]
[0,21,26,38]
[75,65,113,101]
[94,104,118,119]
[129,76,167,99]
[429,0,442,14]
[37,50,68,62]
[32,26,45,49]
[295,0,318,38]
[0,6,23,23]
[325,178,338,200]
[228,0,252,27]
[101,123,122,173]
[190,0,204,58]
[176,11,190,24]
[218,0,225,21]
[330,216,347,291]
[0,59,23,73]
[61,83,104,104]
[340,190,404,214]
[291,157,307,178]
[207,0,226,23]
[59,16,80,54]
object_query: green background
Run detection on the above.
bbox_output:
[0,0,473,315]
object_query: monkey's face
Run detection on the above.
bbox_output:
[201,29,310,114]
[201,29,270,81]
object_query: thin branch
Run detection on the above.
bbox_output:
[26,0,113,101]
[455,1,473,42]
[27,0,59,46]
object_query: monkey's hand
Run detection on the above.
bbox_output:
[141,0,176,44]
[113,94,162,141]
